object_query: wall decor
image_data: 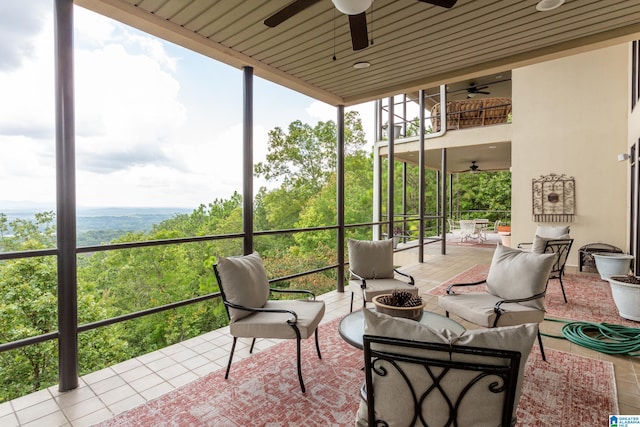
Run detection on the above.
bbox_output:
[532,173,575,222]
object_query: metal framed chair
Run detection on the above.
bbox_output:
[438,244,555,361]
[542,238,574,303]
[358,335,522,427]
[347,239,416,312]
[213,252,325,393]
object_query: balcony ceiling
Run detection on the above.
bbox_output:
[77,0,640,107]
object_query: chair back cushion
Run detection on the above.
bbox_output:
[535,225,570,238]
[486,244,555,310]
[348,239,394,279]
[359,309,537,426]
[531,234,571,253]
[216,252,270,322]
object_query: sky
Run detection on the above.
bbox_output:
[0,1,375,209]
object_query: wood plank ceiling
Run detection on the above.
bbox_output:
[77,0,640,106]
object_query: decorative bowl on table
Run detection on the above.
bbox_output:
[372,290,426,321]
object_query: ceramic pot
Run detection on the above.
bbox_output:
[607,275,640,321]
[498,232,511,247]
[593,253,634,279]
[372,294,426,321]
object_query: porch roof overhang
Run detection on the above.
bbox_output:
[76,0,640,107]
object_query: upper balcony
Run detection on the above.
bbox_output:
[375,72,513,174]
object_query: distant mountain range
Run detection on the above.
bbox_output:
[1,204,194,244]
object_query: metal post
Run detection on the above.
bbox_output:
[436,171,440,236]
[336,106,345,292]
[402,162,407,240]
[402,94,407,137]
[441,148,448,255]
[54,0,78,392]
[449,174,454,220]
[243,67,253,255]
[418,90,426,262]
[387,97,395,240]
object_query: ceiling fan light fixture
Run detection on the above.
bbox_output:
[332,0,373,15]
[536,0,564,12]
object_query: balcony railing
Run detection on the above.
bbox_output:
[430,97,512,132]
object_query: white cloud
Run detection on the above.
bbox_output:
[73,6,116,47]
[75,42,186,172]
[0,4,379,209]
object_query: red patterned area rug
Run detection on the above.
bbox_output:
[428,264,639,326]
[94,317,617,427]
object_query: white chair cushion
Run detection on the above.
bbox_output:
[348,239,394,279]
[535,225,570,238]
[438,292,546,327]
[229,299,325,339]
[347,279,418,301]
[216,252,270,322]
[531,233,571,253]
[356,309,537,427]
[486,244,555,310]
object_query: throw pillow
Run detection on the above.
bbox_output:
[486,244,555,310]
[216,252,270,322]
[348,239,394,279]
[359,309,537,427]
[531,233,571,253]
[535,225,570,238]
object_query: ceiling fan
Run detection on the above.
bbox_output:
[465,83,491,97]
[264,0,458,51]
[469,161,480,172]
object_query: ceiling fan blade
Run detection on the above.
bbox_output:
[349,12,369,51]
[264,0,321,27]
[417,0,458,8]
[476,91,491,95]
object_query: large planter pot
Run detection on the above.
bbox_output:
[498,232,511,247]
[593,253,634,279]
[372,294,426,321]
[607,275,640,321]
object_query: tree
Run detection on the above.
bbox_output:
[0,214,130,403]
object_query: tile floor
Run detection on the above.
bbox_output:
[1,240,639,426]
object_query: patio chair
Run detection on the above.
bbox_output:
[347,239,417,312]
[355,309,538,427]
[213,252,325,393]
[459,219,480,242]
[517,224,570,250]
[534,238,574,303]
[438,244,555,361]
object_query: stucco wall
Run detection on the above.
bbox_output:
[511,45,629,270]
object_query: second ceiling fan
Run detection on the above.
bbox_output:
[264,0,458,51]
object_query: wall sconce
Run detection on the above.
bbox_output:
[618,153,630,162]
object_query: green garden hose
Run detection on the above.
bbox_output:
[542,318,640,356]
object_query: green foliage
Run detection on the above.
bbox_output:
[453,171,511,222]
[0,214,130,402]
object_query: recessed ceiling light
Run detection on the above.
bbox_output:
[353,61,371,69]
[536,0,565,12]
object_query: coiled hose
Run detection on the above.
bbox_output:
[543,318,640,356]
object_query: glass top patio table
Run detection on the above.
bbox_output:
[338,309,465,350]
